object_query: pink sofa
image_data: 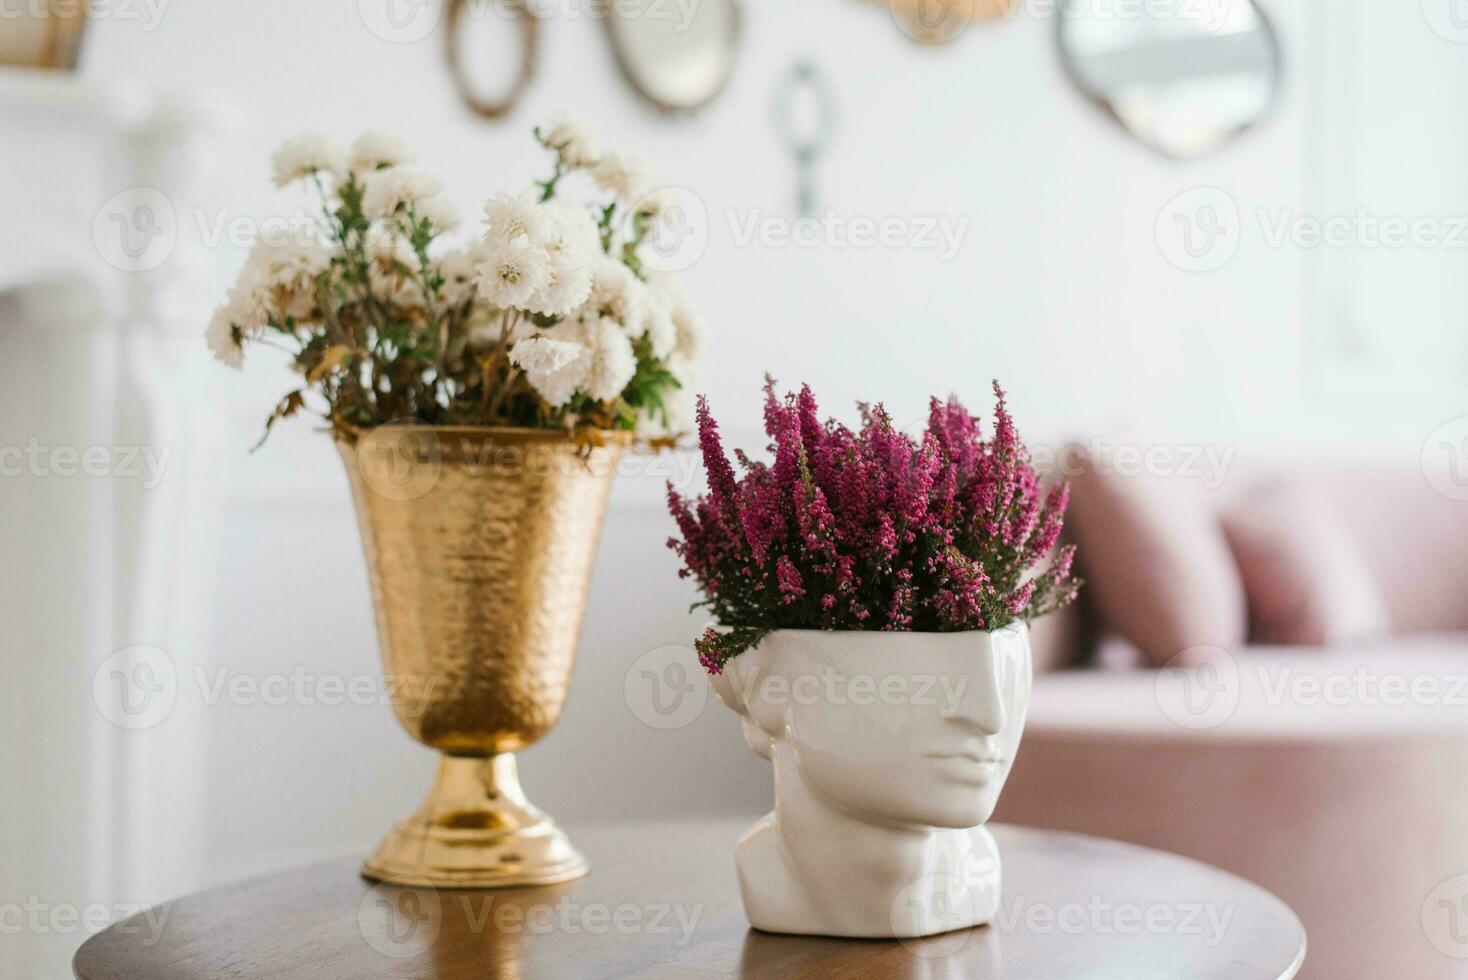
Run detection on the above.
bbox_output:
[996,458,1468,979]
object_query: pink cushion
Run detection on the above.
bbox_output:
[1065,450,1246,667]
[1221,481,1390,646]
[1303,466,1468,633]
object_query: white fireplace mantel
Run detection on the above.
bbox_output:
[0,68,239,979]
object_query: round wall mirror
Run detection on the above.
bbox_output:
[1057,0,1282,159]
[604,0,742,113]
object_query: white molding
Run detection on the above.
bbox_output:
[1301,0,1467,411]
[0,77,239,976]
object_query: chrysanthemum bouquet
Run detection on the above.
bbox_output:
[668,381,1081,673]
[206,116,706,441]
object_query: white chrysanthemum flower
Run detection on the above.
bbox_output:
[540,112,600,168]
[513,333,589,407]
[240,240,333,321]
[205,308,245,369]
[592,152,649,202]
[524,358,587,407]
[526,253,594,318]
[361,167,445,220]
[271,134,346,188]
[437,245,487,307]
[483,191,553,246]
[510,335,584,375]
[574,315,637,403]
[587,257,647,331]
[416,194,462,233]
[543,198,602,258]
[351,130,415,173]
[525,203,600,318]
[476,239,552,310]
[644,298,677,360]
[365,228,424,307]
[204,287,267,369]
[670,303,708,364]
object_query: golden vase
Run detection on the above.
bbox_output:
[338,425,629,888]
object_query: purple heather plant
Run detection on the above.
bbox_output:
[667,380,1081,674]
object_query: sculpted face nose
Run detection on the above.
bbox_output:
[941,649,1006,737]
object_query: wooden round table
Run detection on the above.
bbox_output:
[75,820,1306,979]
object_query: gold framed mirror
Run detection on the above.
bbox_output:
[445,0,541,120]
[602,0,743,113]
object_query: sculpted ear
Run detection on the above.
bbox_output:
[710,648,778,761]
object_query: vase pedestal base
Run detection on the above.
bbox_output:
[360,753,588,889]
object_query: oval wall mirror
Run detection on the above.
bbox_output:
[603,0,742,113]
[1057,0,1282,159]
[446,0,540,120]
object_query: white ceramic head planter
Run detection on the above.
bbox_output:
[710,624,1032,939]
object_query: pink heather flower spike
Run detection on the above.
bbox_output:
[668,381,1082,673]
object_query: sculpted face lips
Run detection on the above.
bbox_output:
[925,742,1008,784]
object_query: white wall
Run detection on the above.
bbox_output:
[68,0,1459,891]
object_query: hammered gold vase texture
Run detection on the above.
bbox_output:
[338,427,627,757]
